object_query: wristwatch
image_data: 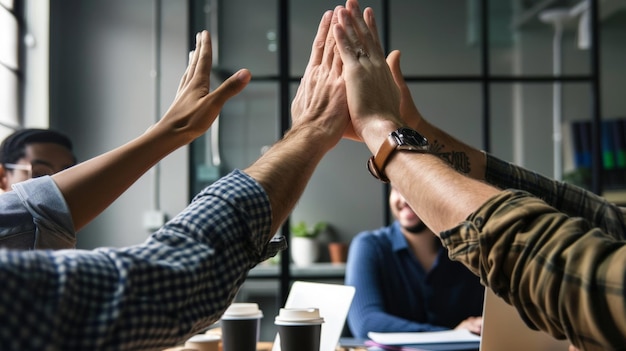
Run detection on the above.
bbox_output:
[367,127,430,183]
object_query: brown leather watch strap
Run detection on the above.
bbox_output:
[367,129,430,183]
[367,134,398,183]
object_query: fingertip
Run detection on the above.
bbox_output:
[332,22,345,42]
[387,50,401,68]
[214,69,250,101]
[236,69,252,84]
[322,10,334,26]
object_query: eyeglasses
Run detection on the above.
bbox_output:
[4,163,56,178]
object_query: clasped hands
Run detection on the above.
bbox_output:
[292,0,424,156]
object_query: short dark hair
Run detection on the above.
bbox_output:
[0,128,75,165]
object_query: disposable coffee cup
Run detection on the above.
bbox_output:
[274,307,324,351]
[221,302,263,351]
[184,334,220,351]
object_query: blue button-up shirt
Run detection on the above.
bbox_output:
[0,170,285,350]
[345,221,485,338]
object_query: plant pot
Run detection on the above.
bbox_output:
[327,242,348,264]
[290,237,319,266]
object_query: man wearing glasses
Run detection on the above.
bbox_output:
[0,128,77,249]
[0,128,76,190]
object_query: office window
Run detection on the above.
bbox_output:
[188,3,618,335]
[0,0,20,137]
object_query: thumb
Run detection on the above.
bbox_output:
[210,69,252,104]
[386,50,406,89]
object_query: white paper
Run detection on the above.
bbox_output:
[368,329,481,345]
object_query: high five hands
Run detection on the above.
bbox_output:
[302,0,426,154]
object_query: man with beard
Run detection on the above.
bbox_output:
[345,187,484,338]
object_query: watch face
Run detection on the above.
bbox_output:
[395,128,428,147]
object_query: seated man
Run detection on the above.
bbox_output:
[0,128,77,249]
[0,128,76,191]
[346,187,484,338]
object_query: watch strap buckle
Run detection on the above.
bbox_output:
[367,156,390,183]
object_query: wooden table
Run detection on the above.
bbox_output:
[161,328,273,351]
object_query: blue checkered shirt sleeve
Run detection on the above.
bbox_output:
[0,169,285,350]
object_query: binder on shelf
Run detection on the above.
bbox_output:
[602,120,617,188]
[565,120,593,189]
[609,118,626,189]
[601,120,616,170]
[570,120,592,170]
[568,117,626,191]
[613,118,626,169]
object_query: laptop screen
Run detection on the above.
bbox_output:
[272,281,355,351]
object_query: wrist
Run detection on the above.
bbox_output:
[359,117,405,155]
[367,127,430,183]
[144,119,195,151]
[284,124,339,154]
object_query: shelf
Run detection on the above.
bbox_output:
[249,263,346,278]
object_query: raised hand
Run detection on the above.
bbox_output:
[290,8,350,151]
[54,30,251,231]
[332,0,403,150]
[154,31,251,144]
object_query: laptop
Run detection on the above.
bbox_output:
[271,281,355,351]
[480,289,571,351]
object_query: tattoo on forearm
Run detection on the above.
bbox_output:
[430,140,471,174]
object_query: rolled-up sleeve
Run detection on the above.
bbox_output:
[440,190,626,351]
[0,176,76,249]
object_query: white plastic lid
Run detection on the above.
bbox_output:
[185,334,221,343]
[221,302,263,320]
[274,307,325,325]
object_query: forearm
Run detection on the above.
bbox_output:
[0,171,279,349]
[412,121,626,237]
[441,191,626,351]
[383,148,498,234]
[244,126,335,237]
[415,119,487,181]
[52,125,190,231]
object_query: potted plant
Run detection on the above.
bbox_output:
[290,221,327,266]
